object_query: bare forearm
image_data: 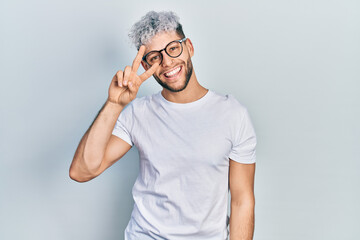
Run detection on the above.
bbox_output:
[70,100,123,179]
[229,202,255,240]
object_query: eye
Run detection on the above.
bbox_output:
[149,55,160,62]
[169,46,179,52]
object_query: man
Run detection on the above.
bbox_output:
[70,11,257,240]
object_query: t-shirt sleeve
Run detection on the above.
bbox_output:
[229,107,257,164]
[111,103,134,146]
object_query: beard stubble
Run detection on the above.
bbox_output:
[153,59,193,93]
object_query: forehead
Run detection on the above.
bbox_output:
[144,31,182,52]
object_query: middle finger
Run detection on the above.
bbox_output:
[132,45,146,72]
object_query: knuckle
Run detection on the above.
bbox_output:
[116,73,123,80]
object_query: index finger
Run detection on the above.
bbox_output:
[131,45,146,72]
[139,62,159,82]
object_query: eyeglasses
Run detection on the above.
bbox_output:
[142,38,187,66]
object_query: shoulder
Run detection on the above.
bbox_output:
[123,92,161,116]
[209,90,249,114]
[130,92,160,106]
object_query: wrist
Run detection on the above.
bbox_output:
[106,97,125,106]
[105,99,125,112]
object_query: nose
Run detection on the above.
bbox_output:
[160,51,173,67]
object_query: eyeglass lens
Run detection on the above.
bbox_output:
[145,41,183,66]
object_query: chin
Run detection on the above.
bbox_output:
[155,76,189,92]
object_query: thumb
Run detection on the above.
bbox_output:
[127,80,138,95]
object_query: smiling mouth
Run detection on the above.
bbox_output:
[163,66,182,78]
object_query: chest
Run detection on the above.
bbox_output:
[132,107,233,170]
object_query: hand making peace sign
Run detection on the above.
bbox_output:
[107,45,159,107]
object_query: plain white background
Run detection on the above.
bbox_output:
[1,0,359,239]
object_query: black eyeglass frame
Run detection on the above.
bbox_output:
[142,37,187,66]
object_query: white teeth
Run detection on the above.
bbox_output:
[164,67,181,77]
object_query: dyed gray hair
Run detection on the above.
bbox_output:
[129,11,185,49]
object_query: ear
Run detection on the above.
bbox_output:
[185,38,194,57]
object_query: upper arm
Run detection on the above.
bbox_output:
[93,134,132,177]
[229,159,256,205]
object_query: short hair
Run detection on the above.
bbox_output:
[129,11,185,50]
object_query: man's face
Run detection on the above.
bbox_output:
[142,31,194,92]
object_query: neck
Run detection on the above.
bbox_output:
[161,71,208,104]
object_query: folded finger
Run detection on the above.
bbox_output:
[123,66,131,86]
[115,70,123,87]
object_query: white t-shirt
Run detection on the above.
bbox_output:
[112,89,257,240]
